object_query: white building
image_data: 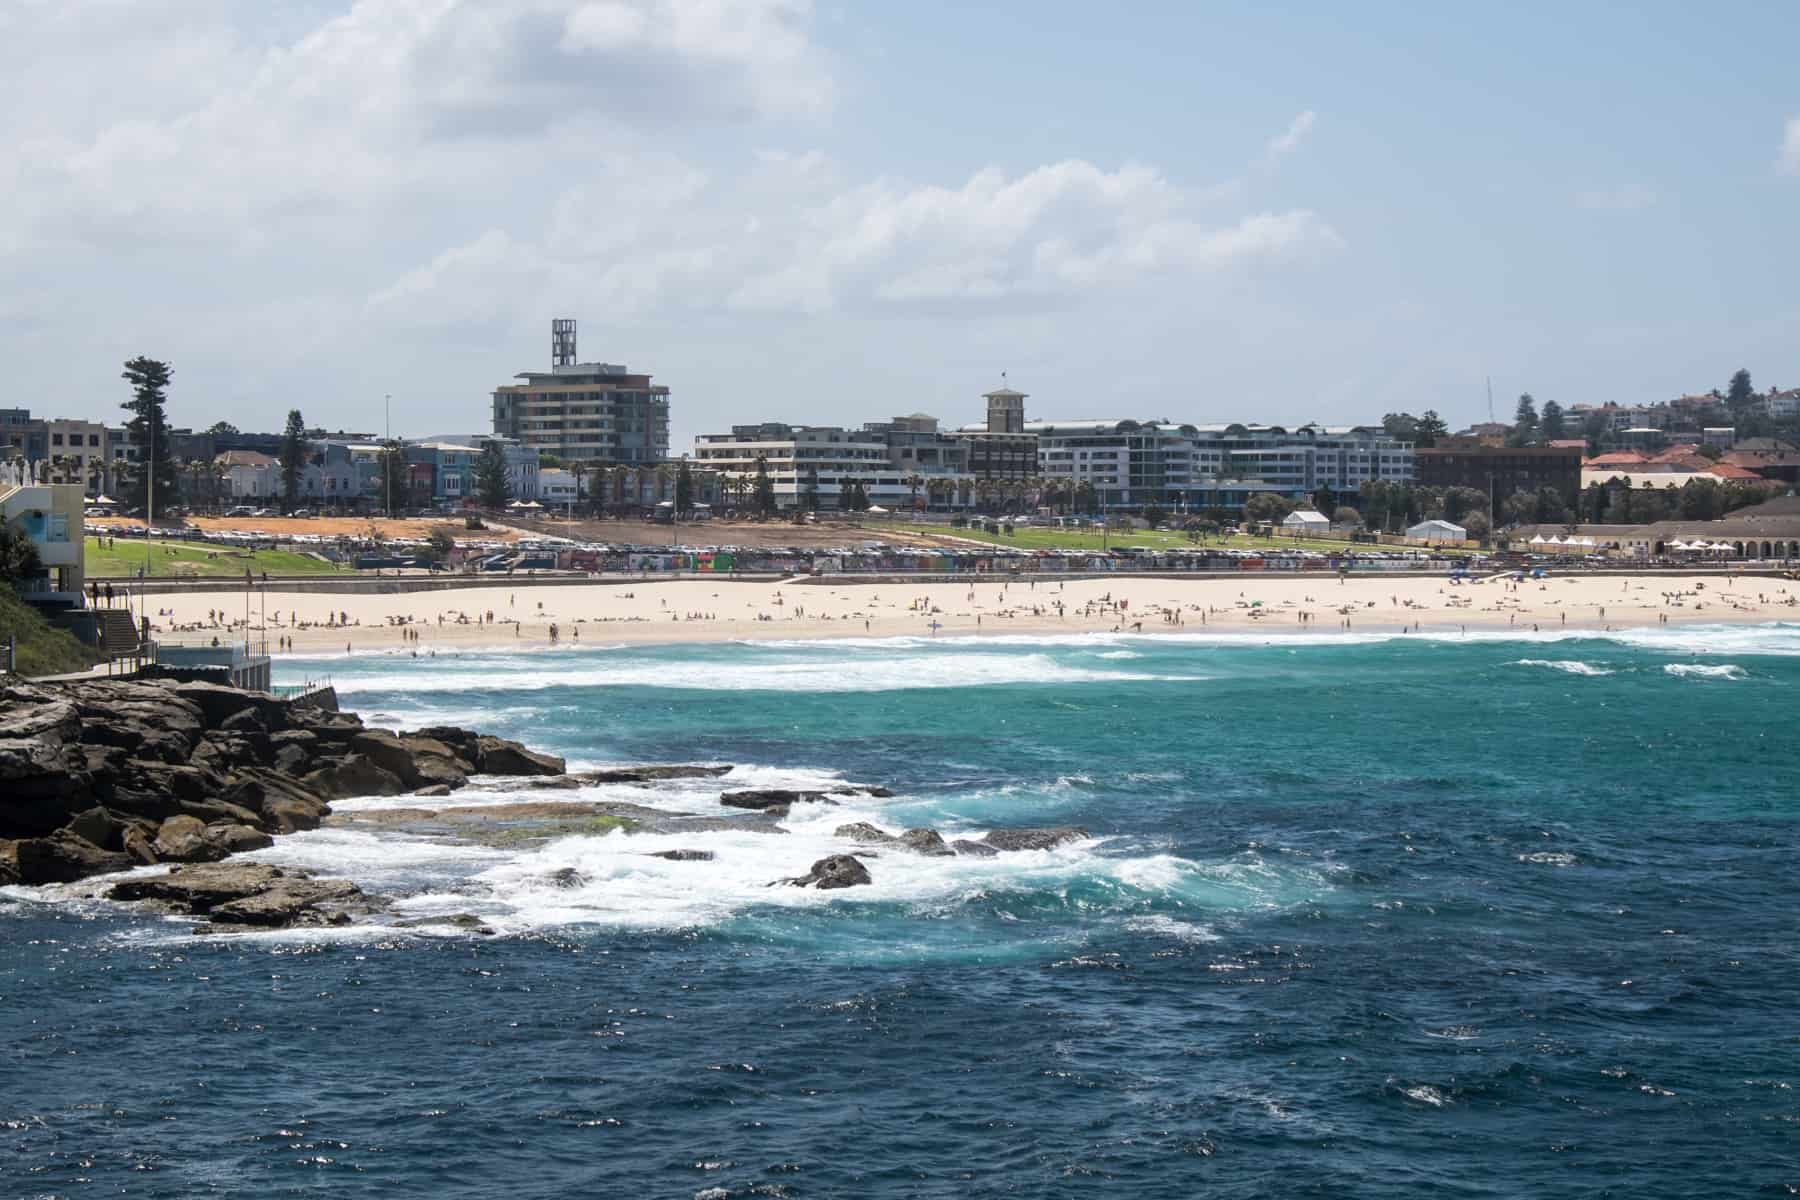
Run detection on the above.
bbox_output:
[217,450,279,500]
[1032,419,1411,510]
[693,417,970,510]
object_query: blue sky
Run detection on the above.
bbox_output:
[1,0,1794,447]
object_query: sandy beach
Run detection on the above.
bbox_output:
[135,571,1800,657]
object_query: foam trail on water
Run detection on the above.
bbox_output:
[1663,663,1747,680]
[1510,659,1615,676]
[330,651,1204,695]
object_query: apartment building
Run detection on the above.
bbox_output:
[693,416,970,510]
[43,419,110,490]
[491,321,670,465]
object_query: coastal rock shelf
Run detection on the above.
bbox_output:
[0,678,569,927]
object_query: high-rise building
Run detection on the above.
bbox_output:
[491,319,671,465]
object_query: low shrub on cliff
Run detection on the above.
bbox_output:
[0,589,98,677]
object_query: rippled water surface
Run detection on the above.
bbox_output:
[5,626,1799,1197]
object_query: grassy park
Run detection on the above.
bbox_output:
[866,521,1480,558]
[84,537,349,579]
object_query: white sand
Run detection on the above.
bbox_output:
[137,571,1800,657]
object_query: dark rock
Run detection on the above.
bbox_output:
[206,823,275,854]
[15,832,137,884]
[164,680,288,732]
[774,854,872,890]
[397,912,495,935]
[645,849,715,861]
[413,784,454,798]
[409,754,468,792]
[272,743,312,775]
[300,755,406,801]
[0,733,93,837]
[547,867,588,887]
[109,861,288,908]
[834,822,899,845]
[981,827,1090,852]
[576,764,734,783]
[474,736,565,777]
[398,726,564,776]
[219,707,266,733]
[721,789,837,810]
[64,806,140,853]
[154,815,228,864]
[899,828,954,856]
[209,878,364,926]
[121,826,159,865]
[0,840,20,885]
[949,839,999,858]
[220,769,332,833]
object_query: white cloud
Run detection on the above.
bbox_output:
[1,0,833,253]
[1780,115,1800,176]
[1574,183,1657,211]
[1257,110,1316,168]
[0,2,1347,438]
[371,157,1344,321]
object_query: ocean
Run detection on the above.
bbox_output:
[4,626,1799,1197]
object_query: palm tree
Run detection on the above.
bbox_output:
[568,460,587,517]
[905,473,924,512]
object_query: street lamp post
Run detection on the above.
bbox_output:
[384,394,392,519]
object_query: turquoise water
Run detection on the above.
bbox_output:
[4,626,1799,1196]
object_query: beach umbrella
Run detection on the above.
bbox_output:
[1528,534,1547,544]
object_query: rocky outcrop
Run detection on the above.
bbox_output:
[774,854,872,890]
[832,822,953,856]
[300,755,406,801]
[0,679,569,927]
[982,827,1089,852]
[721,788,835,811]
[152,814,228,864]
[107,862,373,927]
[402,726,565,776]
[645,848,714,862]
[11,831,137,885]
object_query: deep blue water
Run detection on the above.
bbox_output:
[5,626,1799,1197]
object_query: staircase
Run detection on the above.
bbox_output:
[93,608,140,659]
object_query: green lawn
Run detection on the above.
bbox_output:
[866,522,1480,558]
[0,588,98,676]
[85,537,350,579]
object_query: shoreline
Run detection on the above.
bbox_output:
[132,573,1800,659]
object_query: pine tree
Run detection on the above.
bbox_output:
[120,357,178,521]
[1511,394,1539,446]
[1414,411,1448,447]
[280,409,307,513]
[1540,399,1566,440]
[1727,368,1755,414]
[475,441,511,508]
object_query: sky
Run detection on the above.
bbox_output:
[3,0,1797,450]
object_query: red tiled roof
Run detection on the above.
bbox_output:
[1584,451,1650,466]
[1706,463,1764,480]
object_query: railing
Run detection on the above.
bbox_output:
[272,674,332,701]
